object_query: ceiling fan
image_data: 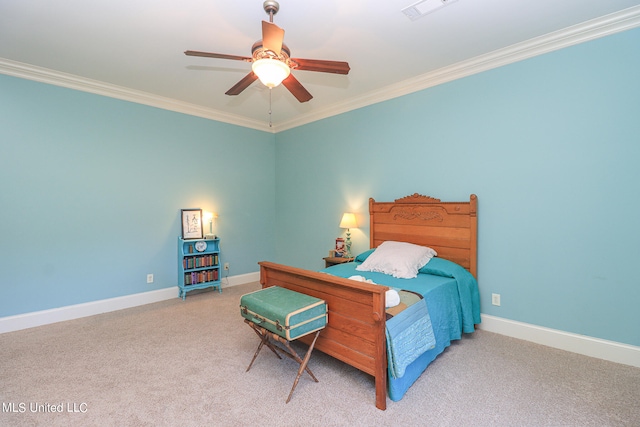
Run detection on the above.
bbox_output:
[184,1,350,103]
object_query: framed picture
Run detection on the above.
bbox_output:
[181,208,203,240]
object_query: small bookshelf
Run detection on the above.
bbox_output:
[178,237,221,300]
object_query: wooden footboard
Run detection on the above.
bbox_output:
[259,261,389,410]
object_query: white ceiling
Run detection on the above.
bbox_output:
[1,0,640,132]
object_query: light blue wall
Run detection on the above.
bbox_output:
[2,27,639,348]
[0,75,276,316]
[274,27,640,347]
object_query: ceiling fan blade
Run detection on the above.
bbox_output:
[262,21,284,56]
[282,74,313,103]
[185,50,252,62]
[225,72,259,96]
[291,58,350,75]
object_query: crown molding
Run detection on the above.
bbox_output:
[0,58,271,133]
[276,5,640,132]
[2,5,639,134]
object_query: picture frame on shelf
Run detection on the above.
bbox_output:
[181,208,203,239]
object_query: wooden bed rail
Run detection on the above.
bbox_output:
[259,261,389,410]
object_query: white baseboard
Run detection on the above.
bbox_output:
[0,272,260,334]
[479,314,640,368]
[223,271,259,288]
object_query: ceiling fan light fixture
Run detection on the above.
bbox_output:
[185,1,348,104]
[252,58,290,88]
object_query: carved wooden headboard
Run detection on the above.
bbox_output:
[369,193,478,278]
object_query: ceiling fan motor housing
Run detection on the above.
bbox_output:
[263,1,280,17]
[251,41,291,64]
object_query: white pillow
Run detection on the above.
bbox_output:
[356,241,437,279]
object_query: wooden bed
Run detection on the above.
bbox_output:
[259,193,478,410]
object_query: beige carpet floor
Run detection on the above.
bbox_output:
[1,282,639,427]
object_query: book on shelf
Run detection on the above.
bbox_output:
[183,254,219,270]
[184,268,219,285]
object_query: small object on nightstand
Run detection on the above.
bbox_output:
[335,237,345,257]
[323,256,355,268]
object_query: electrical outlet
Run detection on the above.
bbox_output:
[147,274,154,284]
[491,293,501,306]
[224,262,229,271]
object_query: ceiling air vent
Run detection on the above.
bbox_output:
[402,0,458,21]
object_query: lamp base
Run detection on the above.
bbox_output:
[204,234,216,239]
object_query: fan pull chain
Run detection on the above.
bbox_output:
[268,88,273,128]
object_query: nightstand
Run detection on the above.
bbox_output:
[323,256,355,268]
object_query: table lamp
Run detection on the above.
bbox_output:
[203,211,218,239]
[339,212,357,258]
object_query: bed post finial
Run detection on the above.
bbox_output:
[470,194,477,216]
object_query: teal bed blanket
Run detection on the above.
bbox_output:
[419,257,482,332]
[320,255,481,401]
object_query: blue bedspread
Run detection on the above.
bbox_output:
[321,257,481,400]
[419,258,482,332]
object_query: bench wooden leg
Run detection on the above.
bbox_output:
[286,330,320,404]
[245,320,282,372]
[244,320,322,403]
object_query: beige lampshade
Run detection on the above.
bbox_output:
[339,212,357,229]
